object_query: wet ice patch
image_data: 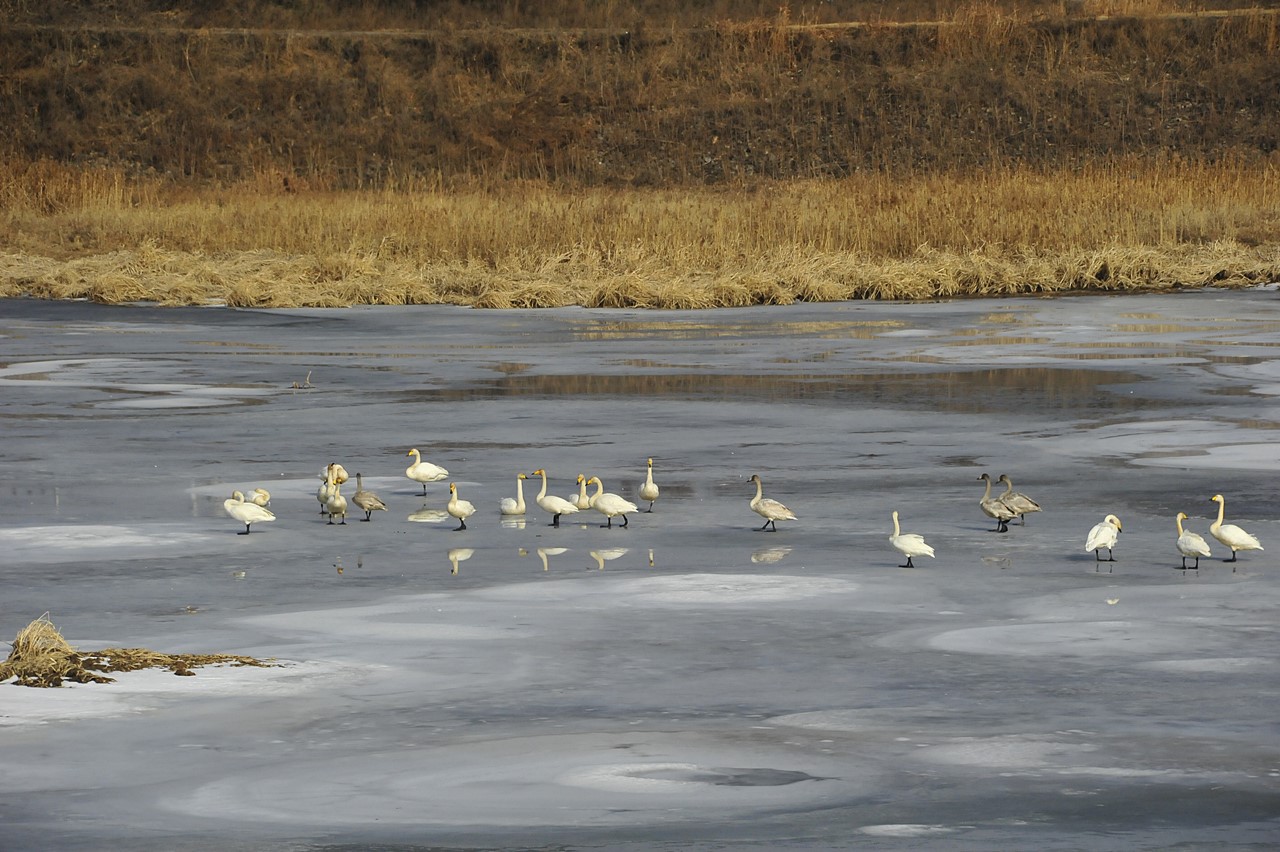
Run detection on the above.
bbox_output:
[1139,657,1271,673]
[618,573,857,605]
[0,357,276,408]
[924,620,1201,658]
[770,709,883,732]
[0,523,214,563]
[859,824,960,837]
[560,762,819,792]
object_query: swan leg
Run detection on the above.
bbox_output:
[239,524,251,535]
[454,519,467,531]
[645,503,654,512]
[901,557,914,568]
[620,514,629,527]
[1225,550,1238,563]
[602,516,613,529]
[758,519,773,531]
[551,514,561,527]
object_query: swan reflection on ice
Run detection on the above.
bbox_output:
[751,545,792,564]
[589,548,629,570]
[406,507,449,523]
[448,547,474,575]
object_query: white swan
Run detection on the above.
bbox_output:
[317,464,339,514]
[997,474,1041,524]
[1209,494,1263,564]
[570,473,592,510]
[1085,514,1122,566]
[328,463,349,486]
[977,473,1016,533]
[890,510,935,568]
[748,474,796,532]
[224,490,276,535]
[448,547,474,575]
[405,448,449,496]
[1175,511,1211,570]
[323,469,347,525]
[447,482,476,531]
[530,468,580,527]
[639,457,660,512]
[587,476,639,528]
[500,473,528,515]
[250,488,271,507]
[351,473,387,522]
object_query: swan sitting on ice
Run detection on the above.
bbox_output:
[500,473,528,516]
[351,473,387,522]
[639,458,660,512]
[1175,511,1211,570]
[1085,514,1122,567]
[530,469,580,527]
[1209,494,1263,565]
[224,490,276,535]
[447,483,476,531]
[748,474,797,532]
[890,510,935,568]
[587,476,639,528]
[405,448,449,496]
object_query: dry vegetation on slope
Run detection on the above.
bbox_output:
[1,0,1278,307]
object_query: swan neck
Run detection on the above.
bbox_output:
[892,513,901,536]
[1176,514,1185,535]
[981,477,992,500]
[1215,498,1225,527]
[534,472,548,501]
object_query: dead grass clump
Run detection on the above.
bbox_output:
[0,614,276,688]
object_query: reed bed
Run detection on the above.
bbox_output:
[2,157,1277,307]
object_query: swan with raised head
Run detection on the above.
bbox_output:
[890,510,935,568]
[977,473,1016,533]
[1085,514,1122,566]
[529,469,580,527]
[250,488,271,507]
[323,468,347,525]
[500,472,528,516]
[224,490,276,535]
[1209,494,1263,564]
[446,483,476,531]
[587,476,639,528]
[997,474,1041,524]
[570,473,592,510]
[639,458,660,512]
[405,448,449,496]
[317,463,339,514]
[748,474,796,532]
[351,473,387,522]
[1175,511,1211,570]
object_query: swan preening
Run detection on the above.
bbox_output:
[224,490,276,534]
[977,473,1016,533]
[1209,494,1263,566]
[587,476,639,528]
[639,458,660,512]
[405,448,449,496]
[530,468,580,527]
[447,483,476,530]
[500,472,528,516]
[250,488,271,507]
[890,510,935,568]
[749,474,797,531]
[351,473,387,522]
[1175,511,1211,570]
[997,475,1041,524]
[1085,514,1122,568]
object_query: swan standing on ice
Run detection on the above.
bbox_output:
[447,483,476,531]
[250,488,271,507]
[317,463,340,514]
[890,510,935,568]
[1209,494,1263,565]
[323,468,348,525]
[639,458,660,512]
[405,448,449,496]
[748,474,797,532]
[1175,511,1211,570]
[570,473,592,510]
[500,472,528,516]
[587,476,639,528]
[529,469,580,527]
[351,473,387,522]
[977,473,1016,533]
[997,474,1041,524]
[1085,514,1122,567]
[224,490,276,535]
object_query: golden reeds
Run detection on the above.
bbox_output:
[0,614,276,688]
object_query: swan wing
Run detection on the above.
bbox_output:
[754,497,796,521]
[1214,523,1262,550]
[1085,521,1117,552]
[1177,531,1212,558]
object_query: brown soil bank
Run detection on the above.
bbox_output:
[1,1,1278,307]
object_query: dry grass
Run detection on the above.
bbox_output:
[1,157,1277,308]
[0,614,276,688]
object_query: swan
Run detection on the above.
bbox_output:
[997,474,1041,524]
[748,474,796,532]
[448,547,474,575]
[328,463,349,486]
[529,469,580,527]
[250,488,271,507]
[1209,494,1263,564]
[317,464,339,514]
[587,476,639,528]
[405,448,449,496]
[1175,511,1211,570]
[977,473,1016,533]
[570,473,592,510]
[500,473,528,515]
[323,469,347,525]
[447,483,476,531]
[1085,514,1122,566]
[351,473,387,522]
[639,457,660,512]
[890,510,935,568]
[224,490,276,534]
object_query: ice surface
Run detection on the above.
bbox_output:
[2,293,1279,850]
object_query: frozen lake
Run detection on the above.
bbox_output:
[1,292,1278,850]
